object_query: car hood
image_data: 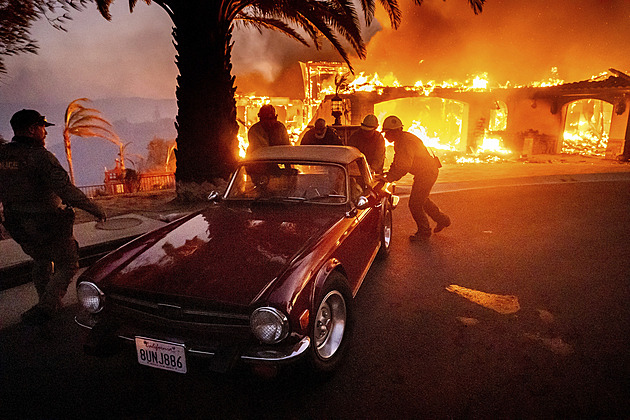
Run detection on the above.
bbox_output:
[86,203,343,307]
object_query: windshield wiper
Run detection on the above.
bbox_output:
[253,195,306,202]
[304,194,346,202]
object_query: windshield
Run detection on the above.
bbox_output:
[225,162,347,204]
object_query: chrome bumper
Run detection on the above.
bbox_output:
[75,315,310,363]
[241,337,310,362]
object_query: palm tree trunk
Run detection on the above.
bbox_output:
[171,2,239,195]
[63,132,75,185]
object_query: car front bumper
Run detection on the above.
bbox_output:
[75,313,310,370]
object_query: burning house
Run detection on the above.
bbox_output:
[238,62,630,162]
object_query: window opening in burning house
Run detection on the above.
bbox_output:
[374,96,465,151]
[562,99,612,157]
[374,96,512,165]
[478,101,509,154]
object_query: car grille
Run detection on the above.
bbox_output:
[107,293,250,328]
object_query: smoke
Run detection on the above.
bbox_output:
[0,2,177,104]
[233,0,630,95]
[350,0,630,85]
[2,0,629,106]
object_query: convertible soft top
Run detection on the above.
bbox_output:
[245,145,363,166]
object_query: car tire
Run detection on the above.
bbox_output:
[307,273,353,374]
[377,205,393,258]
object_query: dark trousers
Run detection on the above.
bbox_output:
[3,209,79,311]
[409,173,448,235]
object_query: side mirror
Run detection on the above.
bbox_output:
[207,191,222,202]
[355,195,370,210]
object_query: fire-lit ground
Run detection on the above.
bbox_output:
[2,171,628,419]
[432,154,630,185]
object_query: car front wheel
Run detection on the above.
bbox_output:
[377,206,393,258]
[308,273,353,373]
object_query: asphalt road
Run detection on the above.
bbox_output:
[1,180,629,419]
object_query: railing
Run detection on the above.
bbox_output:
[78,184,107,198]
[139,173,176,191]
[78,173,175,198]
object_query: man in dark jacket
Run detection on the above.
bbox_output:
[381,115,450,241]
[247,104,291,154]
[347,114,385,173]
[0,109,107,324]
[300,118,344,145]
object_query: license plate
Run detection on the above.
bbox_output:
[135,337,187,374]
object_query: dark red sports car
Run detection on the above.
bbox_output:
[75,145,398,375]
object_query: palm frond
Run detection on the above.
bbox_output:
[129,0,153,13]
[64,97,90,123]
[467,0,485,15]
[377,0,401,29]
[64,97,120,145]
[68,125,121,145]
[413,0,484,15]
[246,0,366,69]
[94,0,115,20]
[68,115,114,131]
[236,13,309,46]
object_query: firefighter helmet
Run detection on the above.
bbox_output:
[361,114,379,130]
[382,115,403,131]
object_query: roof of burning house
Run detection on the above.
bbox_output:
[550,69,630,92]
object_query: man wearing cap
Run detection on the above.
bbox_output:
[347,114,386,174]
[247,104,291,154]
[0,109,107,324]
[300,118,344,146]
[380,115,450,241]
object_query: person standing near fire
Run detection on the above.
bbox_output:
[0,109,107,325]
[300,118,344,146]
[380,115,450,241]
[347,114,386,174]
[247,104,291,154]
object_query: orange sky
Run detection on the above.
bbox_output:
[1,0,629,104]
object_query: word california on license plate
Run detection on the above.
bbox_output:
[135,337,187,373]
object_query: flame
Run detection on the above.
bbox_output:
[237,95,308,158]
[238,134,247,159]
[238,66,619,161]
[407,121,450,150]
[471,74,489,90]
[478,136,511,154]
[562,99,612,156]
[344,72,402,93]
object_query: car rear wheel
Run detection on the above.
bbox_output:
[377,206,393,258]
[308,273,353,373]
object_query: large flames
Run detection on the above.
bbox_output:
[238,65,615,160]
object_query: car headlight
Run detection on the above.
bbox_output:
[250,307,289,344]
[77,282,105,314]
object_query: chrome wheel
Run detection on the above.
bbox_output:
[383,208,392,248]
[314,290,346,359]
[378,207,393,258]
